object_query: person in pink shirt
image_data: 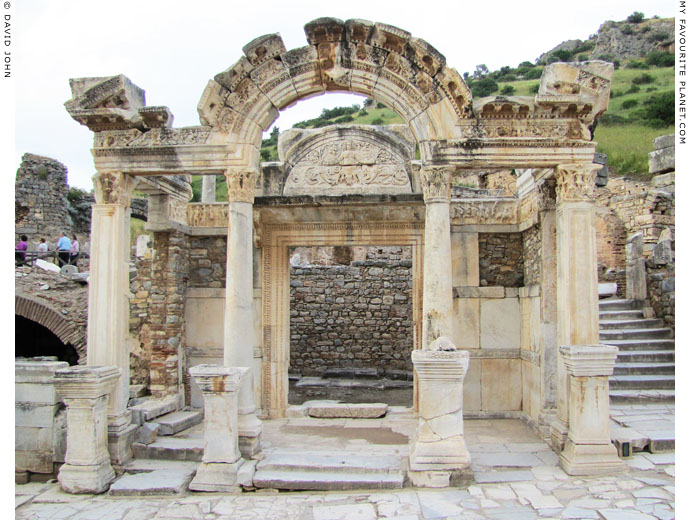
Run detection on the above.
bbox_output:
[15,234,28,265]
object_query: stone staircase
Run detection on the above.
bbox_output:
[252,450,405,491]
[599,299,675,404]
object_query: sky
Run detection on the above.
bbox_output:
[5,0,678,190]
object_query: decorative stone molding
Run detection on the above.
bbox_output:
[92,172,137,206]
[189,365,248,492]
[408,340,472,487]
[555,163,600,204]
[559,345,618,377]
[451,199,517,225]
[53,366,121,494]
[420,166,452,203]
[224,168,259,204]
[187,203,228,227]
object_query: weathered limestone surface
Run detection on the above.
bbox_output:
[409,338,471,487]
[307,402,387,418]
[648,134,674,174]
[189,365,248,492]
[53,366,121,494]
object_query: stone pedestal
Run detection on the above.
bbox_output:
[89,173,137,465]
[408,340,472,488]
[189,364,248,492]
[559,346,624,475]
[420,166,454,348]
[53,366,120,494]
[224,168,262,456]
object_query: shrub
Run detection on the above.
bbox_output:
[627,11,645,23]
[626,84,641,94]
[376,102,386,109]
[529,84,540,94]
[621,25,634,35]
[470,77,499,97]
[646,86,658,92]
[371,118,384,125]
[260,149,271,161]
[67,187,90,204]
[358,109,368,117]
[334,115,354,124]
[646,51,675,67]
[500,85,516,96]
[626,60,648,69]
[609,90,618,98]
[549,49,573,63]
[632,73,655,85]
[524,67,543,80]
[621,99,639,109]
[643,91,674,127]
[363,98,375,107]
[650,31,669,42]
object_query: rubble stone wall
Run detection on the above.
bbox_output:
[522,224,542,286]
[289,259,413,376]
[478,233,524,287]
[188,236,227,288]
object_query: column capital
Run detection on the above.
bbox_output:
[92,172,137,206]
[554,163,601,204]
[224,167,259,203]
[536,178,557,211]
[53,366,121,399]
[559,345,619,377]
[420,165,453,203]
[189,364,248,394]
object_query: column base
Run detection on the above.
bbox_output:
[239,433,262,459]
[409,435,471,471]
[58,461,115,494]
[407,467,474,488]
[189,460,243,492]
[559,440,625,476]
[108,424,138,467]
[238,412,262,457]
[550,418,568,454]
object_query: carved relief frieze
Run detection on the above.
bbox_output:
[420,166,452,203]
[456,119,585,140]
[284,137,411,195]
[555,163,600,204]
[451,199,518,225]
[92,172,137,206]
[225,168,259,203]
[93,127,211,148]
[167,198,188,225]
[518,191,539,223]
[187,204,229,227]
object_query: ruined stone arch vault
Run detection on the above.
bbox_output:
[197,17,473,167]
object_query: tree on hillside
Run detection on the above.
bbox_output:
[627,11,645,23]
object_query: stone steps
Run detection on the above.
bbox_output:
[613,362,675,375]
[609,375,675,390]
[129,395,182,426]
[599,327,673,341]
[109,460,198,496]
[132,436,203,462]
[599,318,665,330]
[600,298,675,405]
[253,450,404,491]
[155,410,203,436]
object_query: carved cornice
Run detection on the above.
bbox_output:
[224,168,259,203]
[555,163,600,204]
[420,166,452,203]
[92,172,137,206]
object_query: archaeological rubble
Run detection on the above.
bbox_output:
[15,17,674,494]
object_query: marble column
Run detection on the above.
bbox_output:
[408,337,472,488]
[550,163,602,453]
[201,175,216,203]
[89,172,138,465]
[189,365,248,492]
[53,366,121,494]
[223,168,262,457]
[420,166,454,348]
[559,346,624,475]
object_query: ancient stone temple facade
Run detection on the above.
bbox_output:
[61,17,623,486]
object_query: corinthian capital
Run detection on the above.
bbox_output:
[224,168,258,203]
[420,166,453,203]
[92,172,137,206]
[554,163,600,204]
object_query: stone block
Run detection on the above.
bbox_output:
[109,467,196,496]
[654,134,674,149]
[463,357,481,412]
[452,298,479,349]
[15,403,59,428]
[15,360,69,384]
[15,427,41,452]
[649,145,675,174]
[481,359,522,411]
[138,423,160,445]
[15,383,61,405]
[451,232,479,286]
[480,299,520,349]
[15,450,54,474]
[307,403,387,418]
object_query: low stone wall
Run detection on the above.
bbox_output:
[478,233,524,287]
[289,259,413,376]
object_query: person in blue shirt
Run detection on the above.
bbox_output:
[56,232,71,267]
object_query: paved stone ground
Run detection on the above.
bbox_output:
[15,407,676,519]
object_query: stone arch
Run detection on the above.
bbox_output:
[15,294,85,356]
[197,17,473,166]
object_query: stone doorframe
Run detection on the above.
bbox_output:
[260,221,424,418]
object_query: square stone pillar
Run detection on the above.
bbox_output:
[201,175,216,202]
[408,338,472,488]
[89,172,139,465]
[551,164,601,452]
[53,366,121,494]
[189,364,248,492]
[223,167,262,457]
[559,346,624,475]
[420,166,455,348]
